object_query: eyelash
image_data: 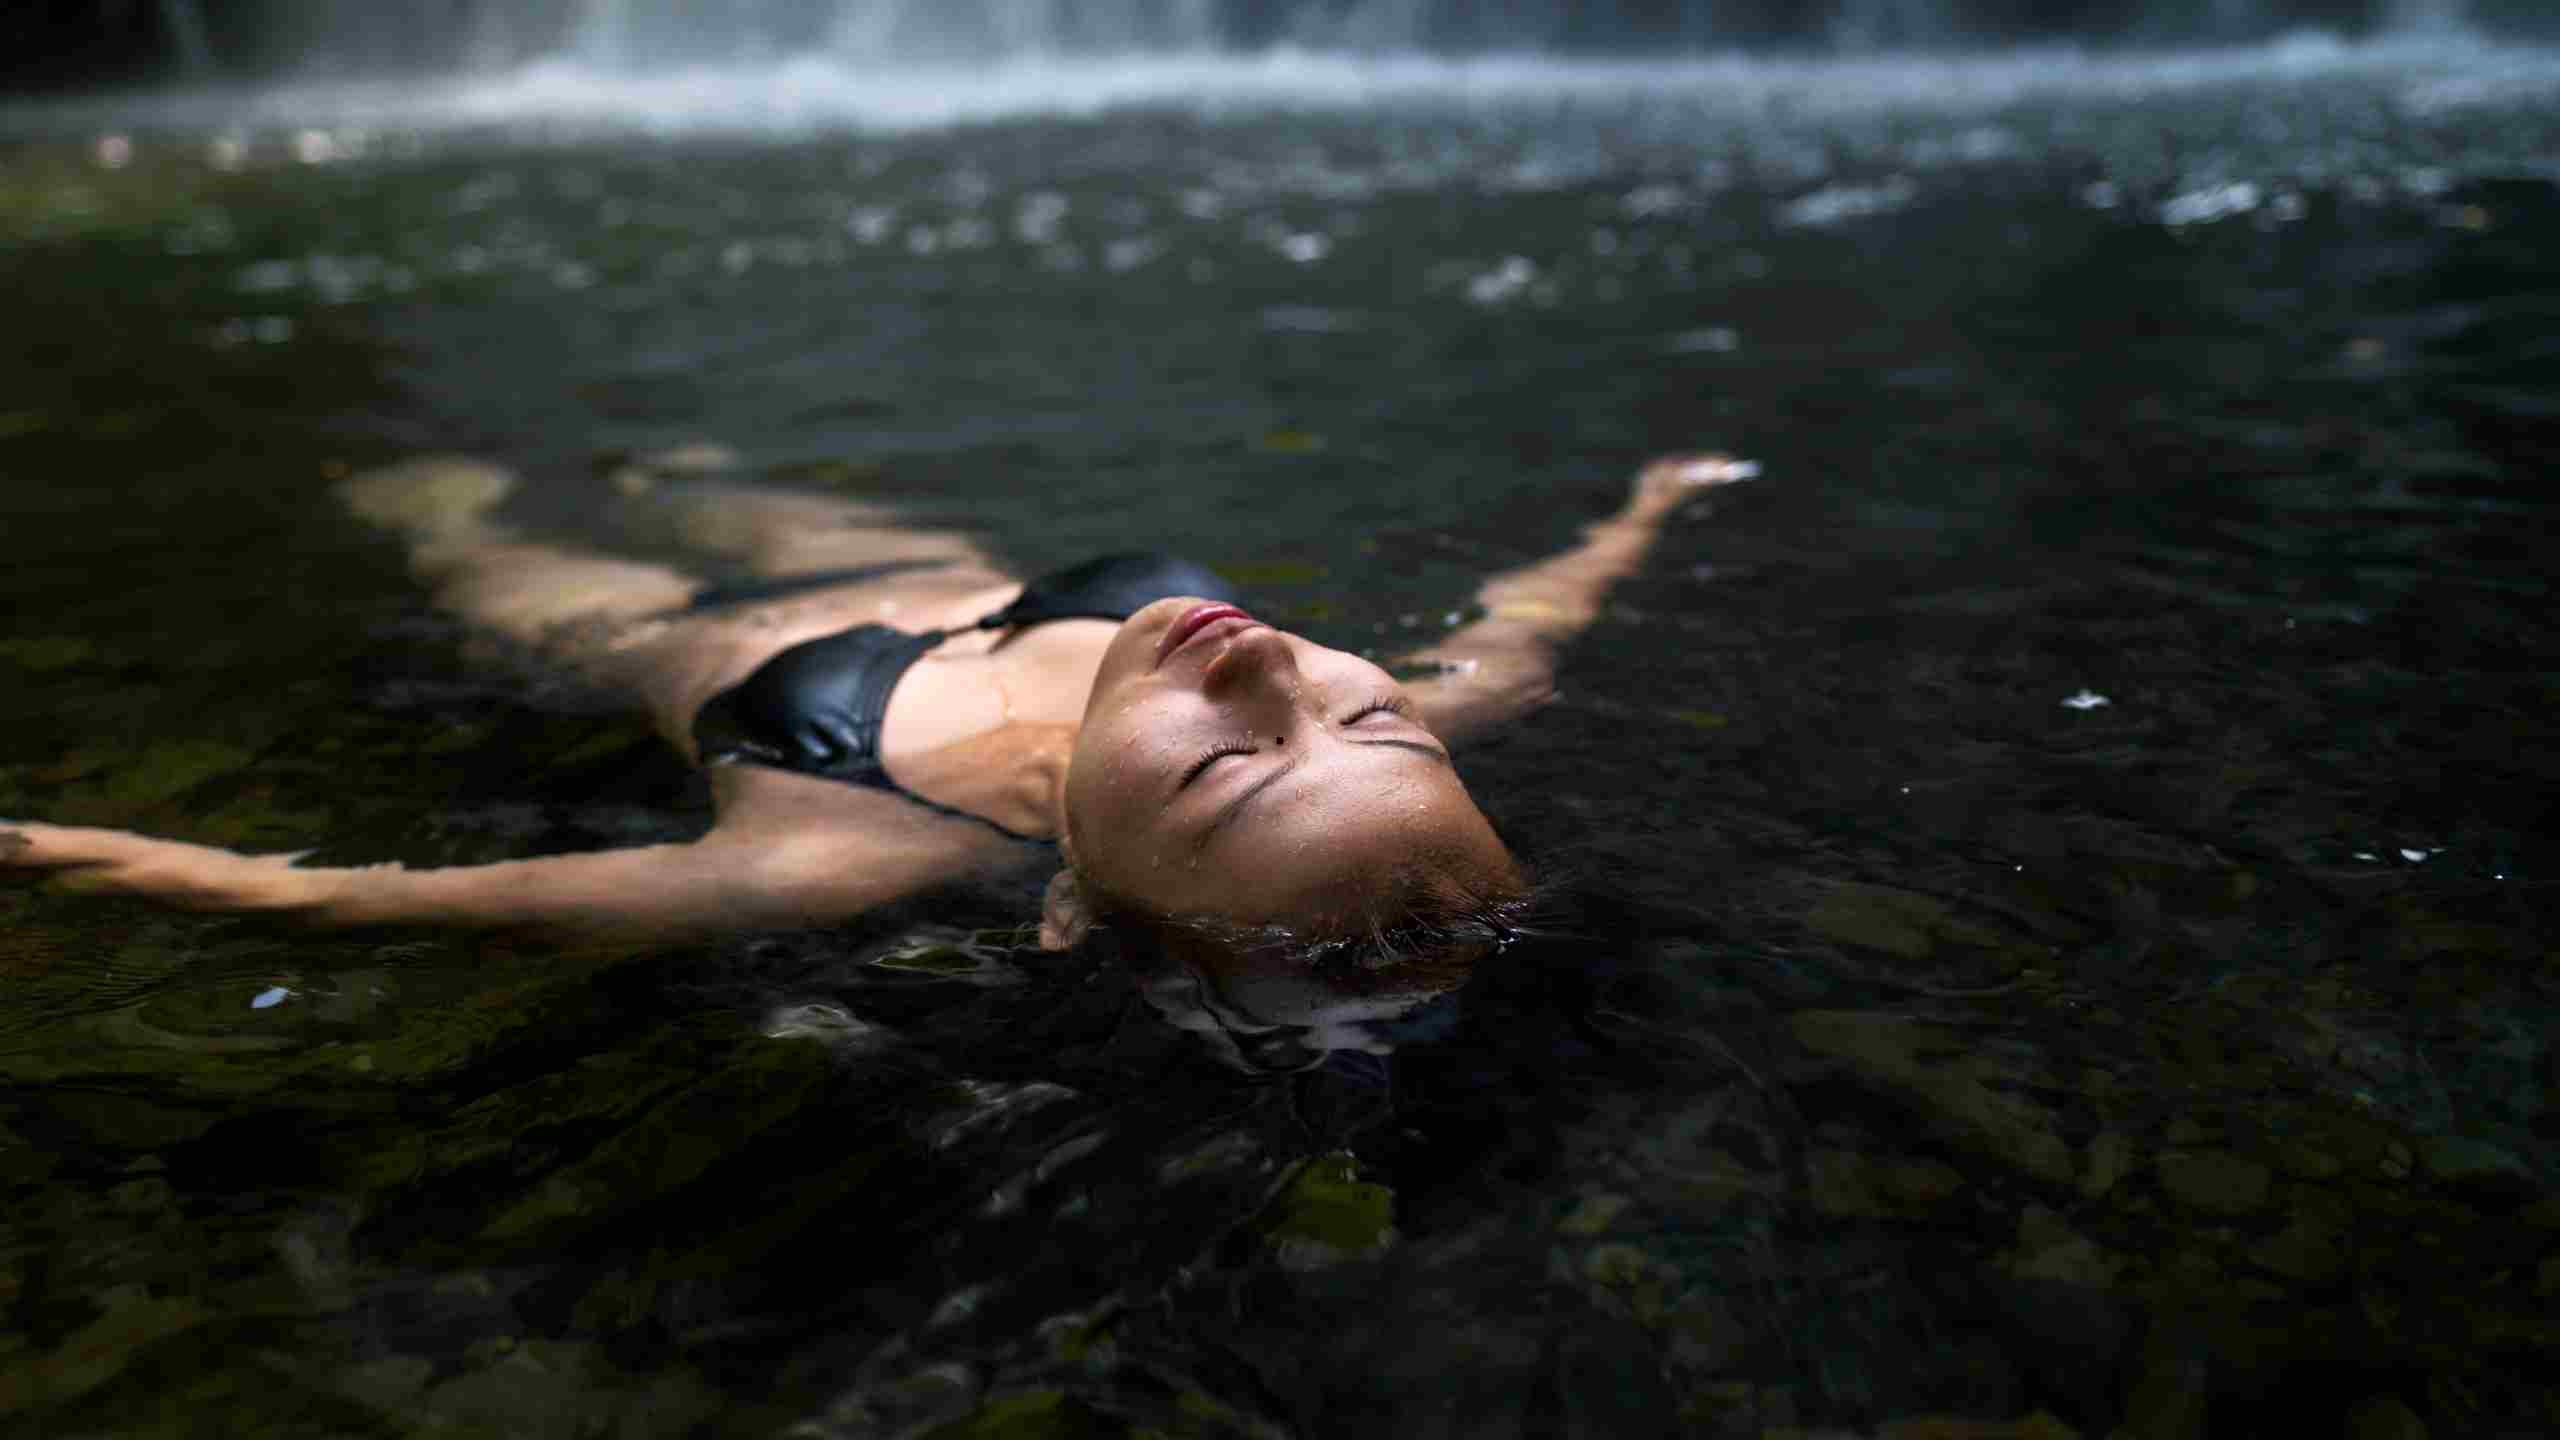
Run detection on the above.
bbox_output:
[1346,693,1411,723]
[1180,741,1254,787]
[1180,694,1410,787]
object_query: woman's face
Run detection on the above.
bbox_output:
[1063,596,1518,929]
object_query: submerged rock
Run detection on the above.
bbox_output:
[1807,1148,1967,1219]
[2341,1394,2430,1440]
[2078,1130,2136,1199]
[1874,1414,2082,1439]
[2153,1150,2274,1216]
[1790,1010,2074,1187]
[0,1292,207,1415]
[1555,1190,1632,1236]
[2247,1202,2351,1285]
[415,1339,720,1440]
[2418,1136,2538,1207]
[1997,1205,2123,1291]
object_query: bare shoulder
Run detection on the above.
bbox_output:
[703,764,1030,894]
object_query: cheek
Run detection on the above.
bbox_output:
[1068,713,1164,835]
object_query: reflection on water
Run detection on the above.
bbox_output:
[1,40,2557,1438]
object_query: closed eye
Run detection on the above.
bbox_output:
[1179,741,1254,789]
[1182,694,1412,793]
[1343,693,1412,725]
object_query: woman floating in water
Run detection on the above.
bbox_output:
[2,452,1749,1008]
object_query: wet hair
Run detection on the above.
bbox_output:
[1092,887,1537,991]
[1064,857,1547,1073]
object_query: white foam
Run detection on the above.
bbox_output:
[5,36,2551,139]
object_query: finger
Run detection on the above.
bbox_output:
[0,824,129,871]
[0,828,75,866]
[1663,455,1761,486]
[0,825,75,871]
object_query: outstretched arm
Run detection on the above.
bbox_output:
[1,770,1008,945]
[1396,453,1756,744]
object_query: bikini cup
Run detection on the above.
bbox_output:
[688,551,1250,835]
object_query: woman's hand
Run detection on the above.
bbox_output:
[0,821,333,915]
[1625,452,1761,522]
[1397,450,1758,745]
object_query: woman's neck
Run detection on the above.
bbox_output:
[875,618,1117,837]
[885,722,1077,839]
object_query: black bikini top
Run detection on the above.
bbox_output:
[690,552,1248,814]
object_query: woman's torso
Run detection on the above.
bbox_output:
[639,554,1234,836]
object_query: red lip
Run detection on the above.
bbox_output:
[1157,603,1257,666]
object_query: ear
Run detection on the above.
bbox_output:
[1038,868,1092,952]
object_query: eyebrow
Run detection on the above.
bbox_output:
[1198,739,1450,844]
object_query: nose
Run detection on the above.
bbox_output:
[1200,627,1305,710]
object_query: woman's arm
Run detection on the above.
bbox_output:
[1,771,1008,945]
[1396,453,1757,744]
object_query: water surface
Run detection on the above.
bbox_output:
[2,42,2555,1437]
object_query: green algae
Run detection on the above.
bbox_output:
[871,928,1017,975]
[0,1292,209,1418]
[1556,1189,1632,1235]
[0,634,95,671]
[1258,1151,1397,1266]
[2153,1149,2275,1216]
[1802,880,2039,971]
[1252,428,1326,455]
[922,1390,1075,1440]
[60,739,254,821]
[479,1035,836,1241]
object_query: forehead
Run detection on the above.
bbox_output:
[1194,738,1450,844]
[1190,766,1503,918]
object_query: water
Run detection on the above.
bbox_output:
[3,40,2557,1437]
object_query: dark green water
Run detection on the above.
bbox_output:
[2,49,2556,1438]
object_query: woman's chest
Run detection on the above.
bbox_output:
[869,621,1116,833]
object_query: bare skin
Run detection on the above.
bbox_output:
[1,452,1753,946]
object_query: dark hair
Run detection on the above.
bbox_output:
[1065,866,1552,1073]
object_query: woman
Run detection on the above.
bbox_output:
[1,451,1750,990]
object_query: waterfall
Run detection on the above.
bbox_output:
[571,0,631,67]
[2385,0,2471,34]
[2206,0,2262,41]
[145,1,2513,81]
[1829,0,1950,50]
[158,0,214,76]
